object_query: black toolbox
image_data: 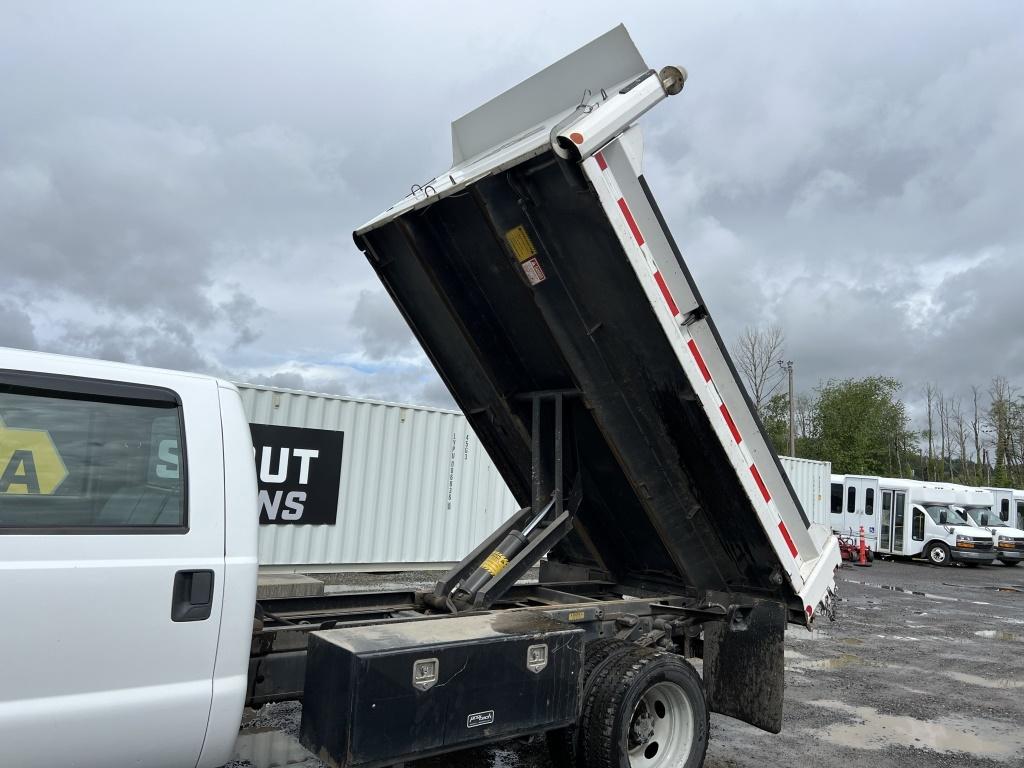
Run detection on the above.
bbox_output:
[299,611,583,768]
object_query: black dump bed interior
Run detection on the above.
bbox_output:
[355,151,789,600]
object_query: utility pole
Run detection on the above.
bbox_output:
[777,359,796,456]
[787,360,795,456]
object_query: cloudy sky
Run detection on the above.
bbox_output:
[2,2,1022,414]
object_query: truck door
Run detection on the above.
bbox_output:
[0,369,226,768]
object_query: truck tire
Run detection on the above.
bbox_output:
[926,542,951,566]
[581,648,709,768]
[547,638,636,767]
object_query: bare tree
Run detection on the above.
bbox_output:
[795,394,814,440]
[988,377,1015,486]
[971,385,983,485]
[923,384,937,480]
[734,325,786,418]
[937,393,949,481]
[950,396,967,483]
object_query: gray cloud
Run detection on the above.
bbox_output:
[350,290,418,361]
[0,301,37,350]
[0,2,1021,423]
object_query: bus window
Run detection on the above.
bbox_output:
[893,493,906,552]
[1000,498,1010,522]
[865,488,874,515]
[880,491,892,549]
[831,483,843,514]
[847,486,856,514]
[911,506,925,541]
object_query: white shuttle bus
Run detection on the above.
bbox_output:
[983,486,1016,526]
[956,487,1024,567]
[829,474,881,543]
[874,479,995,566]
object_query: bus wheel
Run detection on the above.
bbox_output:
[582,648,709,768]
[926,542,950,566]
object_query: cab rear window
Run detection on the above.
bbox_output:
[0,372,186,532]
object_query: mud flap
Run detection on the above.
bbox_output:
[702,600,785,733]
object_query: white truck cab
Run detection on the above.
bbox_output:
[0,347,258,768]
[873,479,995,566]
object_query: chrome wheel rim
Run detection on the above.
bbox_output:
[930,546,946,564]
[627,680,695,766]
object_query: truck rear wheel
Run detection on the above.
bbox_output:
[547,638,636,767]
[581,648,708,768]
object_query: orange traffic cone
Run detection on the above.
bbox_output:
[855,525,871,567]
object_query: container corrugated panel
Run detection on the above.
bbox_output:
[237,385,520,568]
[779,456,831,528]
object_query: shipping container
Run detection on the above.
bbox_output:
[779,456,831,528]
[237,385,519,570]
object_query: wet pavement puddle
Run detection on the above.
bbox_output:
[785,628,831,642]
[942,670,1024,689]
[842,579,993,605]
[974,629,1024,641]
[230,727,318,768]
[787,653,862,671]
[806,700,1024,760]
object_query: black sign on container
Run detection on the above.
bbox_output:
[250,423,344,525]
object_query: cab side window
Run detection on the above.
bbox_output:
[0,372,187,532]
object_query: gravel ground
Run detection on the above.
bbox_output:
[226,560,1024,768]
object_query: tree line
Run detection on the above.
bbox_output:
[734,325,1024,488]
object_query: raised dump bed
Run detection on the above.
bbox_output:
[354,25,840,626]
[288,26,843,768]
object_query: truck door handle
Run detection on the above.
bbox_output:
[171,570,215,622]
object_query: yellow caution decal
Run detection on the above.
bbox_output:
[480,550,510,576]
[504,225,537,263]
[566,610,586,622]
[0,416,68,495]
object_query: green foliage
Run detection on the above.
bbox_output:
[759,392,790,454]
[800,376,917,475]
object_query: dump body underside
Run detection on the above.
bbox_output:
[353,25,839,627]
[357,151,795,606]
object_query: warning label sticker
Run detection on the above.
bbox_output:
[0,416,68,495]
[505,225,537,263]
[521,257,546,286]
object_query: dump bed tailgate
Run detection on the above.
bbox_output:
[355,26,839,624]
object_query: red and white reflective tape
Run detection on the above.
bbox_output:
[778,521,799,558]
[595,151,680,320]
[588,147,804,577]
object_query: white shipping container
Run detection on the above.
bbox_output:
[779,456,832,528]
[237,385,519,570]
